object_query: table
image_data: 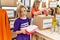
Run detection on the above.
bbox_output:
[31,29,60,40]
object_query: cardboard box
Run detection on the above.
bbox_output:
[34,15,54,30]
[42,2,46,8]
[1,0,18,6]
[57,8,60,14]
[48,0,57,2]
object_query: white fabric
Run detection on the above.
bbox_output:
[26,25,38,33]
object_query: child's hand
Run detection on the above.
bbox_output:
[21,29,26,34]
[37,11,42,15]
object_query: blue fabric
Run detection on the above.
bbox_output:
[13,17,30,40]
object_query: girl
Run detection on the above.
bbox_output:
[30,0,42,25]
[14,5,30,40]
[31,0,42,18]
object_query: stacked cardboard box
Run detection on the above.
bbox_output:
[57,8,60,14]
[42,2,46,8]
[1,0,18,6]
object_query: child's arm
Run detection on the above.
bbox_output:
[31,8,42,16]
[33,11,42,16]
[15,29,26,34]
[15,30,22,34]
[14,19,26,34]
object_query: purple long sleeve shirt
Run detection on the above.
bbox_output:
[13,17,30,40]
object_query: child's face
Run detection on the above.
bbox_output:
[35,2,40,8]
[20,7,27,16]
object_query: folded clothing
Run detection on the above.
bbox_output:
[25,25,38,35]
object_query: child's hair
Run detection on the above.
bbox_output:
[16,5,26,18]
[53,14,56,18]
[32,0,40,8]
[50,8,54,15]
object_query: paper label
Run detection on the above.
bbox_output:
[10,21,14,28]
[56,15,60,26]
[43,19,52,28]
[7,11,14,17]
[56,15,60,20]
[50,2,57,8]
